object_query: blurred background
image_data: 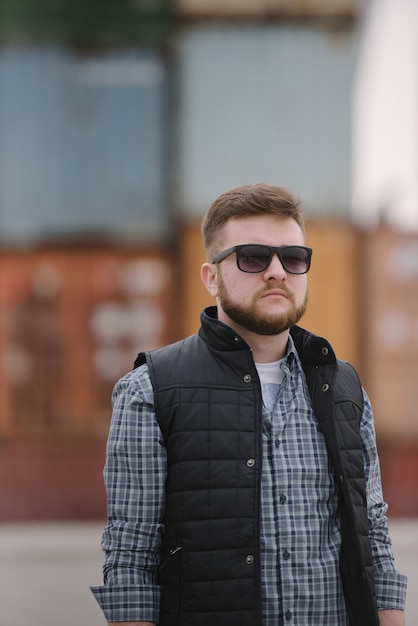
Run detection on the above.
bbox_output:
[0,0,417,624]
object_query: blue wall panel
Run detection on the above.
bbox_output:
[0,47,168,243]
[174,25,357,219]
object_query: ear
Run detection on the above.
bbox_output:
[201,262,219,298]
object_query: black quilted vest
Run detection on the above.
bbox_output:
[135,306,379,626]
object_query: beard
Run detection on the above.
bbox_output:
[218,279,308,336]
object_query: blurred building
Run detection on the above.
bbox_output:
[352,0,418,232]
[0,0,416,518]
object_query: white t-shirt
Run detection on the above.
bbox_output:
[255,359,286,412]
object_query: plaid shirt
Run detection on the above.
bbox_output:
[91,339,407,624]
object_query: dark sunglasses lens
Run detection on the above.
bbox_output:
[280,247,310,274]
[237,245,272,272]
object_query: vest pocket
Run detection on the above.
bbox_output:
[158,545,184,626]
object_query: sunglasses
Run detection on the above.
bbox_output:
[212,244,312,275]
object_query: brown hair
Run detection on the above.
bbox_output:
[201,183,305,259]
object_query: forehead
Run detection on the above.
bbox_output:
[220,215,305,247]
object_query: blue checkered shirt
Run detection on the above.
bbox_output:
[91,340,407,624]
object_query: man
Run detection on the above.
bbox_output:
[92,184,407,625]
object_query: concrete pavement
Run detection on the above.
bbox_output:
[0,519,416,626]
[0,522,105,626]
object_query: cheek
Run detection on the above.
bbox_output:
[294,277,308,300]
[218,270,244,298]
[226,274,260,303]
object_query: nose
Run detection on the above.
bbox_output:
[263,252,287,280]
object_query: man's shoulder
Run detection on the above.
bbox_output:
[113,360,153,398]
[134,333,200,370]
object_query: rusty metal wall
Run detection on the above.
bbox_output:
[360,227,418,439]
[0,246,176,519]
[0,248,175,438]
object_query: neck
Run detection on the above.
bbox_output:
[242,329,290,363]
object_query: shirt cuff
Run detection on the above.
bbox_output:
[374,571,408,611]
[90,584,160,623]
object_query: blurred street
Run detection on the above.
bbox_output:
[0,518,416,626]
[0,522,105,626]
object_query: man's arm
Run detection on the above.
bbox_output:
[378,609,406,625]
[360,391,407,617]
[91,367,166,624]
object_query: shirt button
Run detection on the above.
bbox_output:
[275,439,280,448]
[279,494,287,504]
[283,549,291,560]
[285,610,292,620]
[246,458,255,468]
[245,554,254,565]
[243,373,252,383]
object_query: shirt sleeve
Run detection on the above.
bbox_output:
[90,364,167,623]
[360,390,408,611]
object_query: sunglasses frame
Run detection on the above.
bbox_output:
[212,244,312,275]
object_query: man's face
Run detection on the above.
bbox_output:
[204,215,308,336]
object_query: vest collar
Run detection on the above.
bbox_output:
[199,306,337,367]
[290,325,337,366]
[199,306,250,351]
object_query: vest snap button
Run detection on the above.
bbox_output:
[322,346,329,355]
[245,554,254,564]
[243,373,252,383]
[247,458,255,468]
[322,383,330,392]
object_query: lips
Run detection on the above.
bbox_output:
[261,288,289,299]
